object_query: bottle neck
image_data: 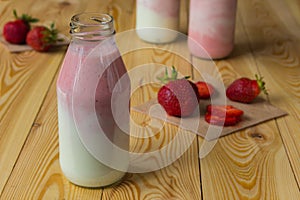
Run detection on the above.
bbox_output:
[70,13,115,41]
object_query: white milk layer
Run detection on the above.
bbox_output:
[57,91,126,187]
[136,3,179,43]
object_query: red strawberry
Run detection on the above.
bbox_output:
[195,81,215,99]
[206,104,244,117]
[205,113,241,126]
[205,104,243,126]
[157,67,200,117]
[3,10,38,44]
[226,75,268,103]
[26,23,59,52]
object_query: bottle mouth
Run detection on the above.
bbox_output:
[70,13,115,39]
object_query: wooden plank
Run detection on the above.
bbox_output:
[0,42,66,194]
[200,123,300,199]
[0,0,112,197]
[105,0,135,32]
[0,76,103,199]
[103,112,201,200]
[101,0,202,199]
[2,0,298,199]
[102,48,202,197]
[179,0,190,34]
[288,0,300,20]
[192,0,300,198]
[101,45,202,199]
[238,0,300,187]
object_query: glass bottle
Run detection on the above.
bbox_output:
[56,13,130,187]
[136,0,180,43]
[188,0,237,59]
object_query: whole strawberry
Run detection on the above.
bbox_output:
[26,23,59,52]
[157,67,200,117]
[3,10,38,44]
[226,75,268,103]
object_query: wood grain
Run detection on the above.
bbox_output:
[102,114,201,200]
[193,0,300,199]
[101,1,202,197]
[0,48,65,194]
[0,76,103,199]
[1,0,201,199]
[0,0,299,199]
[0,0,110,197]
[179,0,189,34]
[201,123,300,199]
[238,0,300,187]
[101,8,202,198]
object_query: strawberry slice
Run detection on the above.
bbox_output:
[205,113,241,126]
[205,104,243,126]
[206,104,244,117]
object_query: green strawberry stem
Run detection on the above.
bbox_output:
[255,74,268,95]
[13,9,39,24]
[157,66,190,84]
[42,23,62,44]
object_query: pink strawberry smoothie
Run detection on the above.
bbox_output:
[56,39,129,187]
[188,0,237,59]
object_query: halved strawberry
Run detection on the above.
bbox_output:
[157,67,200,117]
[195,81,215,99]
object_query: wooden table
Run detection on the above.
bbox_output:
[1,0,300,199]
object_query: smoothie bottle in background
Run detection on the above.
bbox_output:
[136,0,180,43]
[188,0,237,59]
[56,13,130,187]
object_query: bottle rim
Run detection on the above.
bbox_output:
[70,12,115,39]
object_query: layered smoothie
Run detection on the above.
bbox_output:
[136,0,180,43]
[188,0,237,59]
[57,38,130,187]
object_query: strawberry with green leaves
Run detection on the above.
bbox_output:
[226,75,268,103]
[157,67,200,117]
[3,10,38,44]
[26,23,59,52]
